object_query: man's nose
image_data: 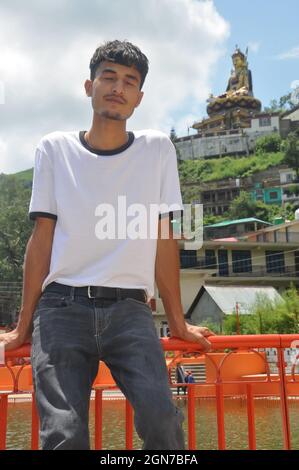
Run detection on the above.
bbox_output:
[112,79,125,95]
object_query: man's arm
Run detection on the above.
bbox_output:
[155,216,215,352]
[0,217,56,351]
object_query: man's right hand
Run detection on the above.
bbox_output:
[0,328,31,352]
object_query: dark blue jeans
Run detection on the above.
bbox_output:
[31,288,185,450]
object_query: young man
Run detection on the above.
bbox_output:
[0,40,214,450]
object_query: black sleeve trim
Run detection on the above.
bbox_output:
[158,209,184,221]
[29,211,58,221]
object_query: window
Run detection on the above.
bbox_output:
[232,250,252,273]
[218,250,229,276]
[180,250,197,268]
[245,223,255,232]
[205,250,217,269]
[265,251,285,273]
[259,116,271,127]
[269,191,278,200]
[255,188,264,200]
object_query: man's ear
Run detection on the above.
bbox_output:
[84,79,93,97]
[135,90,144,108]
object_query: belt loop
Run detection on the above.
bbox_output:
[69,286,75,301]
[116,288,121,301]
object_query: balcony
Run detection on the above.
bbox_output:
[184,257,298,278]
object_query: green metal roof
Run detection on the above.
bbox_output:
[205,217,272,229]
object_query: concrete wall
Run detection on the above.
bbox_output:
[175,115,281,161]
[279,169,295,184]
[250,116,280,133]
[175,133,251,160]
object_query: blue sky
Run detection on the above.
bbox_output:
[213,0,299,107]
[0,0,298,173]
[171,0,299,127]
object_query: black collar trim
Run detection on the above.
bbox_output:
[79,130,135,156]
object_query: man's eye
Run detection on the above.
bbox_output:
[104,77,114,80]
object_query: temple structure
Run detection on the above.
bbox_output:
[193,46,262,134]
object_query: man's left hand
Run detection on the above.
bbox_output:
[170,323,216,353]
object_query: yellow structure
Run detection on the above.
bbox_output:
[193,46,262,134]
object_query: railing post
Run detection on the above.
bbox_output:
[187,383,196,450]
[0,394,8,450]
[31,392,39,450]
[94,389,103,450]
[277,348,291,450]
[215,383,226,450]
[246,384,256,450]
[125,399,134,450]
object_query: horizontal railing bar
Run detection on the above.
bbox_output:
[4,334,299,359]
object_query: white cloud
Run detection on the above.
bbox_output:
[0,137,8,173]
[174,113,202,137]
[276,46,299,60]
[0,0,229,173]
[0,81,4,105]
[247,41,260,53]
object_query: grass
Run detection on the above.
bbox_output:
[178,152,284,183]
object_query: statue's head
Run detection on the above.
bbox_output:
[232,47,246,69]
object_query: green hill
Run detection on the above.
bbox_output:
[4,151,285,187]
[11,168,33,182]
[178,152,284,184]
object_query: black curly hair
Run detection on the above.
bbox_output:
[89,40,149,90]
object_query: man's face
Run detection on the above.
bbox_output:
[84,60,144,121]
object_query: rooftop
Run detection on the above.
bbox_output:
[187,285,282,317]
[205,217,272,229]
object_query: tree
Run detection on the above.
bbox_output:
[279,92,294,110]
[264,99,281,113]
[207,286,299,335]
[263,92,296,113]
[228,191,269,221]
[255,133,282,154]
[0,175,32,324]
[282,131,299,179]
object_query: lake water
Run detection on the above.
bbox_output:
[5,397,299,450]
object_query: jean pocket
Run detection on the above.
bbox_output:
[125,297,152,310]
[37,291,71,310]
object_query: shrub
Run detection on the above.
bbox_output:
[255,133,282,154]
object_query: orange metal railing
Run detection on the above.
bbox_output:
[1,334,299,450]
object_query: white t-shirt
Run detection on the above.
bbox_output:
[28,129,184,300]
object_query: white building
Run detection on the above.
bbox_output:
[175,112,281,161]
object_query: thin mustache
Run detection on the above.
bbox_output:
[105,95,126,104]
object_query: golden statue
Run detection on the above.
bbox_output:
[224,46,252,97]
[193,46,261,133]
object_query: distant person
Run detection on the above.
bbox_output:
[186,370,195,384]
[176,363,187,395]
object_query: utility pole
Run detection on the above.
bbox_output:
[235,302,241,335]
